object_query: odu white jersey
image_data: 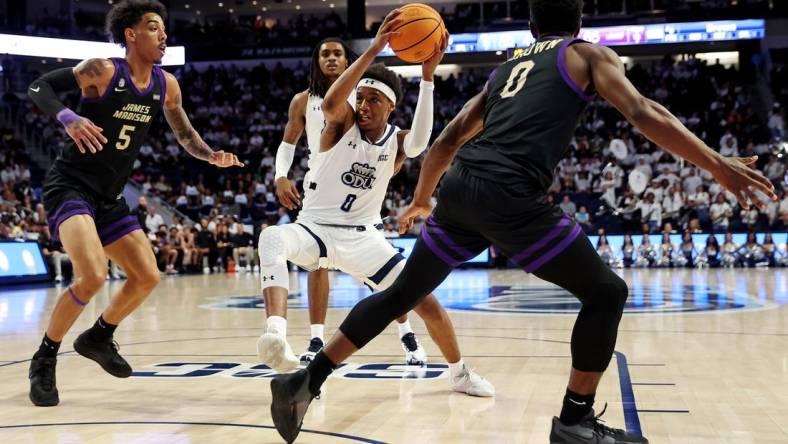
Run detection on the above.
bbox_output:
[304,90,356,169]
[299,123,400,226]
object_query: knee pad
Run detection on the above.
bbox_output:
[257,226,290,290]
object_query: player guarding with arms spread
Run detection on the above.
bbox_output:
[270,1,777,442]
[26,0,242,407]
[274,38,426,366]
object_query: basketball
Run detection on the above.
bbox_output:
[389,3,446,63]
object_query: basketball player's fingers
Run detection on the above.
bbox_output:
[733,189,751,210]
[744,188,766,210]
[739,155,758,165]
[83,131,103,152]
[87,125,108,145]
[746,170,775,194]
[73,137,86,154]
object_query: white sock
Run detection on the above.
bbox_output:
[448,359,465,378]
[397,319,413,338]
[266,315,287,337]
[310,324,324,341]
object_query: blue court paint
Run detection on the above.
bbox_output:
[0,421,387,443]
[614,351,643,437]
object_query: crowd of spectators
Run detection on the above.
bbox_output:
[6,48,788,279]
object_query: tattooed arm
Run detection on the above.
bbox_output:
[27,58,112,154]
[162,71,243,168]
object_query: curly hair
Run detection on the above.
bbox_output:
[308,37,358,98]
[106,0,168,47]
[361,63,402,104]
[530,0,583,36]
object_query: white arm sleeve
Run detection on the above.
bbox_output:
[402,80,434,158]
[274,141,296,180]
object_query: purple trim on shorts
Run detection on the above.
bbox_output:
[421,227,459,267]
[100,222,142,246]
[121,59,155,96]
[425,216,475,260]
[487,67,498,84]
[56,108,81,127]
[68,286,87,307]
[81,58,120,104]
[98,215,138,237]
[47,199,93,224]
[523,224,582,273]
[557,39,595,102]
[50,209,94,241]
[511,216,570,264]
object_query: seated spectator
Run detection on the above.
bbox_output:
[710,193,734,232]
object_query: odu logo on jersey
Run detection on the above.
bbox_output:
[342,162,377,189]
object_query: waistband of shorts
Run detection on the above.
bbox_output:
[314,222,384,232]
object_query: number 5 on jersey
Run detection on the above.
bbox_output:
[500,60,535,98]
[116,124,136,150]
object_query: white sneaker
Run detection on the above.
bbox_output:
[202,266,210,274]
[54,275,63,284]
[253,265,260,272]
[257,332,300,373]
[245,265,252,273]
[451,365,495,397]
[400,332,427,366]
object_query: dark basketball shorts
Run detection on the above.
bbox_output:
[421,163,582,272]
[42,171,141,247]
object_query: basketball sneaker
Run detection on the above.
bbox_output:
[73,330,132,378]
[257,332,300,373]
[550,405,648,443]
[300,337,324,364]
[28,356,59,406]
[451,365,495,397]
[270,368,315,443]
[400,332,426,366]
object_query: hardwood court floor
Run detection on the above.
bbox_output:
[0,268,786,443]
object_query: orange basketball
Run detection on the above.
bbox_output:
[389,3,445,64]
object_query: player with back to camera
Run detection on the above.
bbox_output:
[270,2,777,443]
[26,0,242,407]
[274,37,427,366]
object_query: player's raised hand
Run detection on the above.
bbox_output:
[209,151,245,168]
[275,176,301,210]
[399,200,433,234]
[66,118,107,154]
[422,30,450,80]
[710,155,777,210]
[369,9,403,54]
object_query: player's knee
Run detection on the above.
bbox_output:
[412,295,446,325]
[583,275,629,314]
[129,262,161,291]
[258,226,285,265]
[77,265,108,294]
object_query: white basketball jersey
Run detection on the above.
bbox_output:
[304,90,356,168]
[299,123,399,226]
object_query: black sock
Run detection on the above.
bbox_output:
[33,334,61,359]
[88,315,117,342]
[559,388,595,425]
[306,351,337,396]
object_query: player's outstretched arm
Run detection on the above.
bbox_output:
[275,91,308,209]
[162,72,243,168]
[399,83,487,234]
[579,43,776,209]
[28,58,112,154]
[320,9,403,151]
[400,32,449,159]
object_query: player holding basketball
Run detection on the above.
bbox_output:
[271,1,777,442]
[26,0,242,407]
[257,7,493,408]
[274,37,427,366]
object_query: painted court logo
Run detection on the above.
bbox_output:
[342,162,377,189]
[132,362,448,380]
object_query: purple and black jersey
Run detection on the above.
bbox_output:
[456,37,594,190]
[49,58,167,200]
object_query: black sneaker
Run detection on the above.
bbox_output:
[29,356,59,407]
[73,330,132,378]
[299,337,324,364]
[270,369,316,443]
[550,405,648,443]
[400,332,426,366]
